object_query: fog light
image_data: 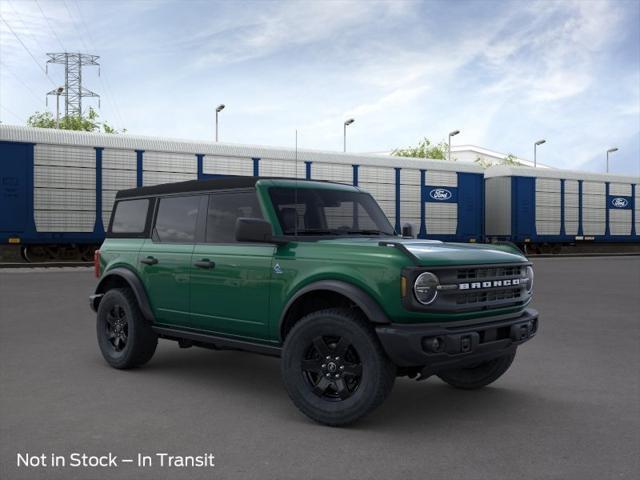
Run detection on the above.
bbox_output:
[423,336,444,353]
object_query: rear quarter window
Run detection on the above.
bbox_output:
[110,199,150,234]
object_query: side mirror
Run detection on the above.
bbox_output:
[401,223,414,238]
[235,218,274,243]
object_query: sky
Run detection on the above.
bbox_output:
[0,0,639,176]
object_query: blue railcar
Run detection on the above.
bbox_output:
[485,165,639,251]
[0,125,485,260]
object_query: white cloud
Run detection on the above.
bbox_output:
[1,0,638,174]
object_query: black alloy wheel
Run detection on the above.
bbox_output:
[281,308,396,426]
[437,350,517,390]
[301,335,363,401]
[96,288,158,369]
[105,304,129,352]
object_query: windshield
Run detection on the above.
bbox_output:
[268,187,396,237]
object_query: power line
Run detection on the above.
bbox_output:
[0,104,23,123]
[62,0,90,52]
[0,60,45,105]
[0,14,57,87]
[6,0,50,56]
[71,0,126,128]
[34,0,67,52]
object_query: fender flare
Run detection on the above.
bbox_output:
[94,267,155,323]
[279,280,391,336]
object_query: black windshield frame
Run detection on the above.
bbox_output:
[268,187,396,238]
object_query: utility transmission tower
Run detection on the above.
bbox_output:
[46,53,100,117]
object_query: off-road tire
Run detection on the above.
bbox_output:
[281,308,396,426]
[437,350,516,390]
[96,288,158,369]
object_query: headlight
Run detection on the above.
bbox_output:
[414,272,439,305]
[525,266,534,293]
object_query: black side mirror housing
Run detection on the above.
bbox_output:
[401,223,414,238]
[235,218,282,244]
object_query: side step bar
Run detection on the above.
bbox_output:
[152,326,282,357]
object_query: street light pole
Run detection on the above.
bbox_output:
[55,87,64,129]
[448,130,460,161]
[215,104,225,142]
[534,139,546,168]
[343,118,354,152]
[606,148,618,173]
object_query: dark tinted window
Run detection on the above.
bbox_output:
[154,195,201,243]
[206,191,263,243]
[111,199,149,233]
[268,187,394,236]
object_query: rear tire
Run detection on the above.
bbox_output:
[437,350,516,390]
[281,308,396,426]
[96,288,158,369]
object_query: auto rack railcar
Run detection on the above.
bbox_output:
[485,165,639,251]
[0,125,484,260]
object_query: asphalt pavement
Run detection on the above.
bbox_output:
[1,257,639,480]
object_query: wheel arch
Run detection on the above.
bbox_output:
[94,268,155,323]
[279,280,390,341]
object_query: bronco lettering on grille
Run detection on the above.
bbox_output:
[459,278,521,290]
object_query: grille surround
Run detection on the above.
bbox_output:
[402,262,532,313]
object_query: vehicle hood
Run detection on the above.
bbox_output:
[399,239,526,265]
[316,237,527,266]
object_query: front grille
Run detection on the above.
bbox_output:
[457,265,523,280]
[456,287,522,305]
[410,262,532,313]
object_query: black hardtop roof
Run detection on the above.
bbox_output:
[115,176,344,199]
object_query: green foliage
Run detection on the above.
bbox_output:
[502,153,521,166]
[26,107,125,134]
[391,137,451,160]
[474,156,493,169]
[474,153,524,169]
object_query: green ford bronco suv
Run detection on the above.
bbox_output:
[90,177,538,426]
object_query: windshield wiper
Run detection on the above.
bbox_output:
[284,229,391,236]
[286,229,347,236]
[346,229,387,235]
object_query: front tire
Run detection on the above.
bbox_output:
[281,308,395,426]
[96,288,158,369]
[437,350,516,390]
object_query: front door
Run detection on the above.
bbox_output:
[139,194,205,327]
[189,190,274,339]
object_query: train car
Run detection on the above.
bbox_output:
[485,165,639,252]
[0,125,485,261]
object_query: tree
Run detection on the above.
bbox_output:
[502,153,522,166]
[474,152,524,169]
[26,107,125,134]
[391,137,451,160]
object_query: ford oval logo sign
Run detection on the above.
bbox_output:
[429,188,452,201]
[611,197,629,208]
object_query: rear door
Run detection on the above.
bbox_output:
[189,189,274,339]
[139,194,205,327]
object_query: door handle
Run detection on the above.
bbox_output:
[193,259,215,269]
[140,256,158,265]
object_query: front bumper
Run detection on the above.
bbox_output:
[376,308,538,372]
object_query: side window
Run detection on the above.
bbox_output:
[111,199,149,233]
[154,195,201,243]
[206,191,263,243]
